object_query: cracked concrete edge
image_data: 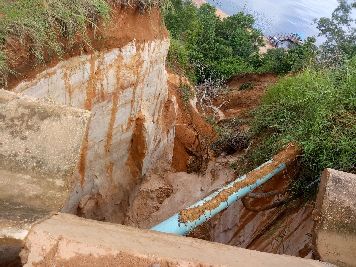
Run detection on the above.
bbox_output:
[22,213,333,267]
[313,168,356,267]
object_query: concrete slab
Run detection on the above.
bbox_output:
[22,213,331,267]
[314,169,356,267]
[0,89,90,241]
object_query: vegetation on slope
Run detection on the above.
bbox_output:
[0,0,167,87]
[250,0,356,196]
[164,0,316,83]
[251,63,356,193]
[165,0,355,197]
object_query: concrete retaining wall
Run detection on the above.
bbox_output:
[314,169,356,267]
[13,40,175,223]
[0,90,90,266]
[0,90,90,241]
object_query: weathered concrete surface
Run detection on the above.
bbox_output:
[13,39,176,224]
[22,213,331,267]
[0,89,90,241]
[314,169,356,267]
[0,90,90,266]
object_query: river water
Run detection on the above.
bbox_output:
[207,0,339,39]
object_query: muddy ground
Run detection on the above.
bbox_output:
[125,72,316,258]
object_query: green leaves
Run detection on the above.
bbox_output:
[164,0,261,83]
[252,62,356,194]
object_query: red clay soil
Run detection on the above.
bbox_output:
[5,7,168,89]
[168,73,216,172]
[215,73,278,120]
[179,143,301,223]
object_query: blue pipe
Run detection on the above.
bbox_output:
[151,161,287,236]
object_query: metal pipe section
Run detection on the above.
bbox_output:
[151,144,299,236]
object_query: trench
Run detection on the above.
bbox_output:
[1,37,315,267]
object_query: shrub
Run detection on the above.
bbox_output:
[251,59,356,195]
[257,37,317,74]
[164,0,261,83]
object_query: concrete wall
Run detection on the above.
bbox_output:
[0,90,90,240]
[0,89,90,267]
[22,213,330,267]
[314,169,356,267]
[13,39,175,223]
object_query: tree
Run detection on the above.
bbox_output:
[316,0,356,65]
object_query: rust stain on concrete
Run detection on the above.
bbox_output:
[179,144,300,223]
[84,54,97,110]
[78,125,90,186]
[63,69,73,105]
[105,92,120,154]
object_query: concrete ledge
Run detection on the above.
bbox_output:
[0,89,90,240]
[22,213,330,267]
[314,169,356,267]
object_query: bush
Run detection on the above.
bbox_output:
[0,0,112,86]
[251,59,356,194]
[164,0,261,83]
[257,37,317,74]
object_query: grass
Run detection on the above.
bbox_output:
[250,57,356,196]
[0,0,168,87]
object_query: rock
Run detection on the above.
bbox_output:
[313,169,356,267]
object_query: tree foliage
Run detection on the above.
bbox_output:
[164,0,262,83]
[316,0,356,65]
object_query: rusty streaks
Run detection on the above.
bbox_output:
[78,125,90,186]
[179,143,301,223]
[63,69,72,105]
[127,115,147,179]
[105,92,119,154]
[84,54,97,110]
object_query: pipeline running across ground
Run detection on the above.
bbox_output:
[151,143,300,236]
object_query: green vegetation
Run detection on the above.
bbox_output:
[0,0,167,87]
[316,0,356,66]
[248,1,356,195]
[164,0,317,83]
[0,0,111,85]
[256,37,317,74]
[164,0,355,197]
[251,60,356,194]
[179,84,195,105]
[164,0,261,83]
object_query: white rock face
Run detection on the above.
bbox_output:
[14,39,175,223]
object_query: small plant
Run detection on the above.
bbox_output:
[239,82,254,90]
[179,84,194,105]
[229,161,238,170]
[211,118,249,156]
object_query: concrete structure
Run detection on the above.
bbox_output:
[0,90,90,265]
[314,169,356,267]
[22,213,330,267]
[0,89,90,241]
[13,39,175,224]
